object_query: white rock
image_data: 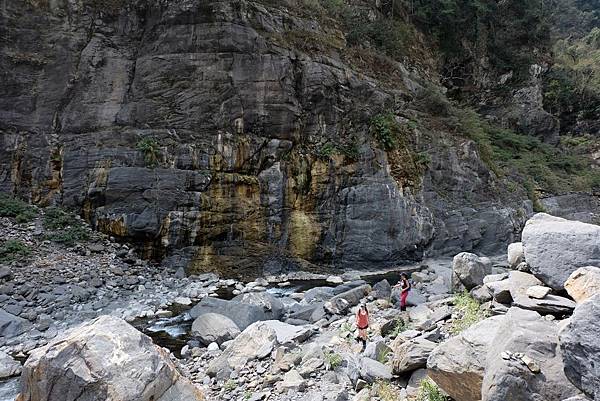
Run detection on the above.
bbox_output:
[507,242,525,268]
[526,285,551,299]
[564,266,600,303]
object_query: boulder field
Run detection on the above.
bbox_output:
[1,210,599,400]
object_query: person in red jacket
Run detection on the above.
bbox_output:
[394,272,411,311]
[356,302,369,347]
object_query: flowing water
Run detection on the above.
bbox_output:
[134,264,427,355]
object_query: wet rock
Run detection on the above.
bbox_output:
[191,313,241,346]
[522,213,600,290]
[559,294,600,400]
[564,266,600,303]
[452,252,492,291]
[19,315,205,401]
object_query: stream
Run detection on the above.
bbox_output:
[0,262,438,400]
[132,265,428,357]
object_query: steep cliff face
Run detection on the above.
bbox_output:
[0,0,528,277]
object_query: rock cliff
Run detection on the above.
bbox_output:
[0,0,530,277]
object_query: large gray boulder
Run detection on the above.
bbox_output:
[522,213,600,290]
[206,320,312,378]
[358,357,392,383]
[191,313,240,346]
[429,308,579,401]
[372,280,392,300]
[324,284,370,315]
[481,308,580,401]
[232,292,284,320]
[0,308,28,338]
[188,297,268,330]
[486,270,576,313]
[428,315,505,401]
[452,252,492,291]
[564,266,600,303]
[288,302,325,323]
[392,337,436,374]
[18,315,205,401]
[559,294,600,400]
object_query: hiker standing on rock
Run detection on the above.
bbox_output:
[356,302,369,347]
[395,272,411,311]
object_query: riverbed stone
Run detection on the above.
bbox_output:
[324,285,371,315]
[564,266,600,303]
[0,308,28,338]
[507,242,525,268]
[359,357,392,383]
[372,280,391,300]
[526,285,551,299]
[206,320,312,377]
[481,308,580,401]
[189,297,268,330]
[191,313,241,346]
[232,292,284,320]
[392,337,437,374]
[0,351,21,378]
[559,294,600,400]
[427,315,505,401]
[18,315,205,401]
[452,252,492,291]
[521,213,600,290]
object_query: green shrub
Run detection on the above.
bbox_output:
[375,379,400,401]
[316,142,337,159]
[347,18,414,61]
[450,291,489,334]
[454,107,600,194]
[0,195,37,223]
[136,137,161,167]
[416,378,449,401]
[376,347,391,364]
[223,379,237,392]
[43,207,89,246]
[324,350,343,370]
[389,319,408,338]
[0,239,32,263]
[370,112,401,150]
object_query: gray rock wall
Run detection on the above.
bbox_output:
[0,0,528,276]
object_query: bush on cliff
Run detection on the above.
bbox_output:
[43,207,89,246]
[0,239,32,263]
[0,195,37,223]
